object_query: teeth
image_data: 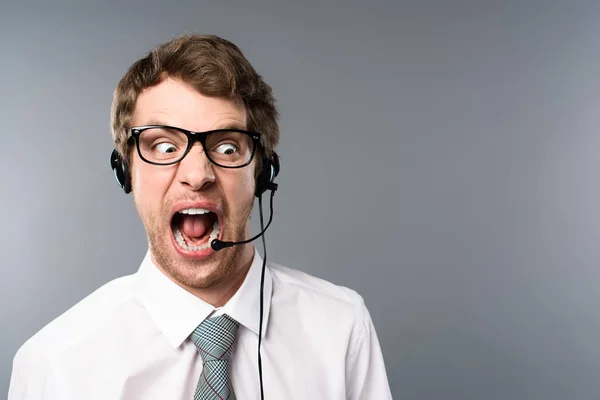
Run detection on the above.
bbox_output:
[179,208,211,215]
[173,219,220,252]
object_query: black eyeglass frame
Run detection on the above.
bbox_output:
[128,125,262,168]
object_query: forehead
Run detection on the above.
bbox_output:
[132,77,247,131]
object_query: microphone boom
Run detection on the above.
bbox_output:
[210,190,276,251]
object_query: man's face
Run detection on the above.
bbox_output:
[130,77,256,291]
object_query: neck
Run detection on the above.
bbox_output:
[197,244,254,307]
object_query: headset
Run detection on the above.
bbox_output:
[110,146,279,399]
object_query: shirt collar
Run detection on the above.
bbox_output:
[132,246,272,349]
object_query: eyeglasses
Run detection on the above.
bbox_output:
[129,125,261,168]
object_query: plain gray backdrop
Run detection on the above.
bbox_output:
[2,0,600,398]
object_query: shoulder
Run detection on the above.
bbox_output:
[268,261,368,328]
[12,274,137,366]
[270,261,365,305]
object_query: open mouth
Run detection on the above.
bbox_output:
[171,208,220,252]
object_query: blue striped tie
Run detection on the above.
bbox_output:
[191,314,240,400]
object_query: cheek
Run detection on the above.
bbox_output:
[221,172,256,211]
[132,164,173,217]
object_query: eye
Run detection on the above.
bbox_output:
[155,142,177,153]
[215,143,238,155]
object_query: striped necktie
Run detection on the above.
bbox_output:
[191,314,240,400]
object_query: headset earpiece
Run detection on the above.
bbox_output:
[110,149,132,194]
[255,152,280,197]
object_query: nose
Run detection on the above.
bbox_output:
[176,143,215,191]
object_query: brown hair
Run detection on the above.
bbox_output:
[110,33,279,172]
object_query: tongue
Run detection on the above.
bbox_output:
[180,214,212,240]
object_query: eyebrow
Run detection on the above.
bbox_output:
[212,121,248,131]
[141,120,248,132]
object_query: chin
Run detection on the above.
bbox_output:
[153,245,226,289]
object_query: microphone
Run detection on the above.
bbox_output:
[211,190,276,251]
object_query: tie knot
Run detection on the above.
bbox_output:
[191,314,240,362]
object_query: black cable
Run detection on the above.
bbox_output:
[257,190,274,399]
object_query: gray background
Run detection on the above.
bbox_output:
[2,0,600,398]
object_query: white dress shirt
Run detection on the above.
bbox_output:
[8,247,392,399]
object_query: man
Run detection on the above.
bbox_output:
[8,34,392,399]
